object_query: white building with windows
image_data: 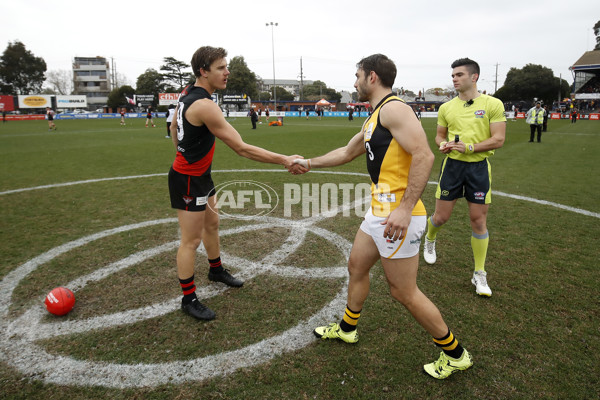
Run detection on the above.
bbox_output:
[72,56,111,109]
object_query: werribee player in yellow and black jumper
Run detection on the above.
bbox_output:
[292,53,474,380]
[363,93,427,221]
[360,93,428,260]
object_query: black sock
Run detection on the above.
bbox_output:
[209,257,224,274]
[179,275,197,304]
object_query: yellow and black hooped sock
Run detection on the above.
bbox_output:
[433,329,465,360]
[339,305,361,333]
[179,275,196,304]
[209,256,224,274]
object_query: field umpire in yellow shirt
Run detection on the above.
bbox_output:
[423,58,506,297]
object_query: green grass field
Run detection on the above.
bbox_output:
[0,115,598,399]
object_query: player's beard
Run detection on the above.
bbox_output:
[357,82,369,102]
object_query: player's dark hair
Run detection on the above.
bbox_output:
[357,54,396,88]
[451,58,480,81]
[191,46,228,77]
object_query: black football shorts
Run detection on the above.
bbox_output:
[435,157,491,204]
[168,167,215,211]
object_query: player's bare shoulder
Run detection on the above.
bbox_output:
[186,97,221,126]
[380,99,418,128]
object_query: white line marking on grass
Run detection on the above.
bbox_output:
[1,205,353,388]
[425,180,600,219]
[1,170,596,218]
[1,169,597,388]
[494,191,600,218]
[0,173,167,196]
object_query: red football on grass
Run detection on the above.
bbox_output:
[44,287,75,316]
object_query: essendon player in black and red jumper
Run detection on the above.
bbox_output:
[168,84,216,212]
[168,46,306,321]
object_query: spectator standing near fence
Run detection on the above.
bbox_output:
[250,108,258,129]
[571,108,578,123]
[526,102,544,142]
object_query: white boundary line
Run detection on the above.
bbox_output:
[1,169,598,218]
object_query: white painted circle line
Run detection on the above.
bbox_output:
[1,168,596,388]
[1,210,351,388]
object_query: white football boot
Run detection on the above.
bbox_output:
[471,271,492,297]
[423,237,437,264]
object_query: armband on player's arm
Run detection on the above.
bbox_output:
[464,143,475,155]
[293,158,311,169]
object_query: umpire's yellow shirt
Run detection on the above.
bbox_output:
[437,94,506,162]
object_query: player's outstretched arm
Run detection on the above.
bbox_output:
[189,99,307,172]
[292,131,365,171]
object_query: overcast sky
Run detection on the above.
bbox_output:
[2,0,599,95]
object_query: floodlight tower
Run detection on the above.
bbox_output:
[266,22,278,110]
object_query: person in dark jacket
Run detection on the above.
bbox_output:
[250,108,258,129]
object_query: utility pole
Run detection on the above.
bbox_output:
[298,57,304,101]
[266,22,278,110]
[558,73,562,104]
[494,63,499,93]
[111,57,116,90]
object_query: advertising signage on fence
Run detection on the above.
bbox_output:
[56,95,87,108]
[222,94,248,104]
[0,95,15,111]
[136,95,154,106]
[159,93,180,106]
[159,93,218,104]
[18,95,53,109]
[4,114,45,121]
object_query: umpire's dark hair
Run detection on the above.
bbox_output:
[451,58,480,81]
[357,54,396,88]
[191,46,228,77]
